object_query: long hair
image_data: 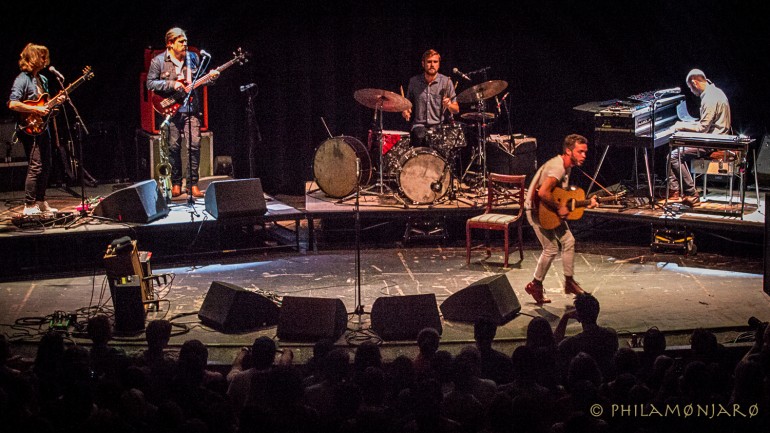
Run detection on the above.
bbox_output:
[19,43,49,73]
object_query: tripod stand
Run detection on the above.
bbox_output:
[359,104,403,203]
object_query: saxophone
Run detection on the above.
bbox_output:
[157,115,173,203]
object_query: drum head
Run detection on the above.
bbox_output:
[397,148,449,204]
[313,136,369,198]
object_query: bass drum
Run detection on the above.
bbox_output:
[397,147,450,204]
[313,136,372,198]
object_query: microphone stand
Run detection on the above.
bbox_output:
[61,77,114,229]
[180,50,209,219]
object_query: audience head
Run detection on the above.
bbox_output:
[87,315,113,345]
[526,316,555,348]
[177,339,208,384]
[473,316,498,347]
[573,293,600,325]
[567,352,603,388]
[145,319,172,350]
[250,336,277,370]
[416,327,441,356]
[0,334,9,366]
[642,326,666,357]
[612,347,640,376]
[353,341,382,372]
[321,348,350,383]
[690,328,719,359]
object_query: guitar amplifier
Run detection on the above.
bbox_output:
[134,129,214,183]
[139,60,208,134]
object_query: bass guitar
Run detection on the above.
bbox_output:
[20,66,94,136]
[151,47,249,116]
[536,187,625,229]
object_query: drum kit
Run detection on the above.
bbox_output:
[312,80,508,205]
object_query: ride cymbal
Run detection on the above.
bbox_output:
[354,88,412,112]
[456,80,508,103]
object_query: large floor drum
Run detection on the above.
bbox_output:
[313,136,372,198]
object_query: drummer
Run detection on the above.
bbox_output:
[402,49,460,148]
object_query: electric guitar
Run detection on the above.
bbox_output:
[151,48,249,116]
[535,187,625,230]
[20,66,94,136]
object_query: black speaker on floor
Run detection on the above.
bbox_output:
[765,193,770,296]
[204,178,267,218]
[485,137,538,183]
[109,278,146,334]
[93,179,169,223]
[198,281,279,333]
[440,273,521,325]
[277,296,347,342]
[371,294,442,341]
[756,135,770,186]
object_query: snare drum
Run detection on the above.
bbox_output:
[313,136,372,198]
[397,147,450,204]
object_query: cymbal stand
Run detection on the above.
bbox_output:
[462,97,490,195]
[359,101,405,205]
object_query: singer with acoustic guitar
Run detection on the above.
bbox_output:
[8,43,60,216]
[146,27,219,198]
[523,134,598,304]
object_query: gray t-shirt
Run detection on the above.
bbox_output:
[525,155,568,210]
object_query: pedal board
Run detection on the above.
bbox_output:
[12,212,76,228]
[651,228,696,255]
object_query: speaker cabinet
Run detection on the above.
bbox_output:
[756,135,770,186]
[92,179,169,223]
[485,135,538,183]
[135,129,213,183]
[198,281,279,333]
[204,178,267,218]
[277,296,347,342]
[440,273,521,325]
[371,294,442,341]
[109,278,146,334]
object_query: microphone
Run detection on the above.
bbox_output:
[199,50,211,58]
[431,181,443,192]
[48,66,65,81]
[654,87,681,95]
[240,83,257,92]
[495,96,501,116]
[452,68,471,81]
[500,91,509,102]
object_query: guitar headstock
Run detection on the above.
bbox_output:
[82,66,94,81]
[232,48,250,65]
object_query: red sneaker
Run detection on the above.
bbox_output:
[525,280,551,304]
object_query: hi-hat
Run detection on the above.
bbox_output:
[354,88,412,112]
[456,80,508,103]
[460,112,496,121]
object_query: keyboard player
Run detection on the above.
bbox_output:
[666,69,731,206]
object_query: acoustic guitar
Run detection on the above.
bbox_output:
[536,187,625,229]
[20,66,94,136]
[151,48,249,116]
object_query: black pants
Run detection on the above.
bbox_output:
[167,113,201,187]
[19,130,53,205]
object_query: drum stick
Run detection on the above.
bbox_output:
[400,85,405,97]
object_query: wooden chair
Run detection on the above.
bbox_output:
[466,173,526,268]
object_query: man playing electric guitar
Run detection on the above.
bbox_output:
[523,134,598,304]
[146,27,219,198]
[7,43,58,216]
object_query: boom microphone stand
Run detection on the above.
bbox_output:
[60,76,114,229]
[180,49,210,218]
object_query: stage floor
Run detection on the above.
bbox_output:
[1,242,766,365]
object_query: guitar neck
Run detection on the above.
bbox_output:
[574,195,618,208]
[49,75,89,107]
[183,57,239,93]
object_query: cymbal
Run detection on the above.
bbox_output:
[456,80,508,103]
[354,88,412,112]
[460,112,496,121]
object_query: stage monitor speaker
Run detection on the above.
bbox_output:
[204,178,267,219]
[109,278,146,334]
[93,179,169,223]
[756,135,770,186]
[198,281,279,333]
[440,273,521,325]
[277,296,347,342]
[765,193,770,296]
[371,294,442,341]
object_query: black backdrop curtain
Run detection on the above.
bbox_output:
[1,0,768,194]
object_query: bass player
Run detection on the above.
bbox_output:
[146,27,218,198]
[523,134,597,304]
[7,43,58,216]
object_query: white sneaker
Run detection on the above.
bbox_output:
[23,204,42,216]
[37,201,58,213]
